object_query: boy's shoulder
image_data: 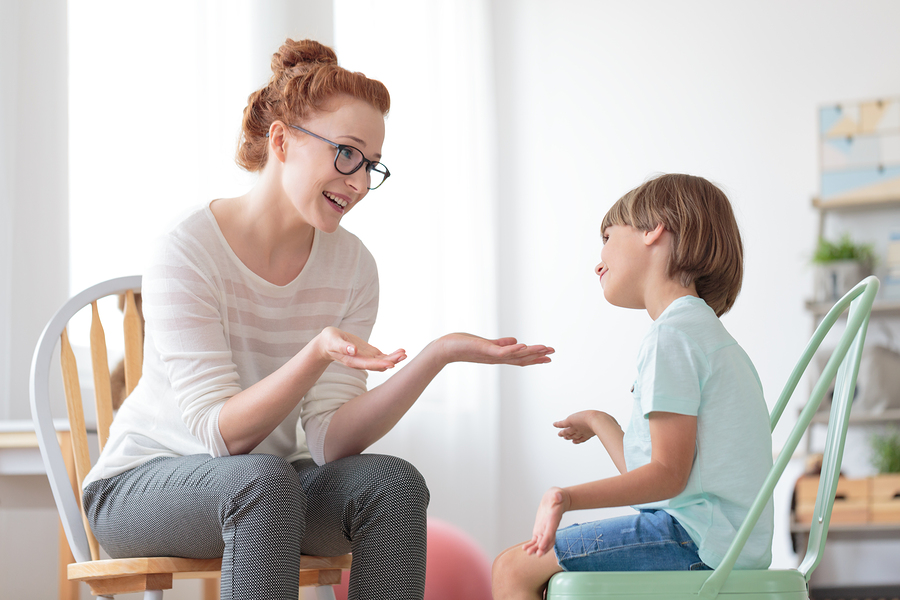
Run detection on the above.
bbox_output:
[653,296,736,352]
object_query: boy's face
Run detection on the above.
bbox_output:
[596,224,649,310]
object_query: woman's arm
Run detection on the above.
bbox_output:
[554,410,626,473]
[218,327,405,455]
[323,333,554,462]
[524,411,696,556]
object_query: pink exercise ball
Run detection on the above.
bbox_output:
[332,516,493,600]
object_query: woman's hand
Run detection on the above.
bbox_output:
[554,410,622,444]
[316,326,406,372]
[522,486,570,557]
[435,333,554,366]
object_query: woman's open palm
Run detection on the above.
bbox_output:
[318,326,406,372]
[439,333,554,366]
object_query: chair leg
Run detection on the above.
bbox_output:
[143,590,164,600]
[202,576,220,600]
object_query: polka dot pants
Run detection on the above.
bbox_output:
[83,453,430,600]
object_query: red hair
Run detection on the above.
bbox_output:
[236,39,390,172]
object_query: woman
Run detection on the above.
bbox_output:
[82,39,553,600]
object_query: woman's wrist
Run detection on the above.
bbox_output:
[423,335,455,368]
[309,327,343,366]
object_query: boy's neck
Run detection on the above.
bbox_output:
[645,279,699,321]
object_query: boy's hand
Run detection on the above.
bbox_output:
[554,410,602,443]
[522,487,570,557]
[556,410,627,473]
[555,410,623,444]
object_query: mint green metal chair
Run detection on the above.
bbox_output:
[547,276,880,600]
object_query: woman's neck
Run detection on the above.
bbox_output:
[211,182,316,285]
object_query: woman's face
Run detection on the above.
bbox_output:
[279,96,386,233]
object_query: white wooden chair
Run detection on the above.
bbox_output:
[30,275,351,599]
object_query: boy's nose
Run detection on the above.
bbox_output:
[595,262,604,276]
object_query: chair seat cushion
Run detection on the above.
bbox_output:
[547,569,808,599]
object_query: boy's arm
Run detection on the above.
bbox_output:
[525,411,696,556]
[554,410,626,473]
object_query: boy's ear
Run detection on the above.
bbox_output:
[643,223,666,246]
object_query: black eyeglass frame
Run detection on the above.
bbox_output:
[286,124,390,190]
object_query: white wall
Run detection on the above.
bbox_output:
[489,0,900,576]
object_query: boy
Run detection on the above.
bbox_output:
[492,174,773,599]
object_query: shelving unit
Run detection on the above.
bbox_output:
[800,190,900,596]
[804,192,900,429]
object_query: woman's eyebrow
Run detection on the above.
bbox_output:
[339,135,382,160]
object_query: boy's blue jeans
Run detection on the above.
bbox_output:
[554,509,711,572]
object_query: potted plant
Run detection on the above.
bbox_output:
[812,234,875,302]
[871,429,900,474]
[869,429,900,523]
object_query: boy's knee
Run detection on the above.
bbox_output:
[492,549,520,595]
[492,547,556,598]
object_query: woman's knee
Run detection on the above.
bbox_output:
[226,454,305,517]
[364,454,430,506]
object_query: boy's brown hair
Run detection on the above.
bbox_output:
[601,173,743,316]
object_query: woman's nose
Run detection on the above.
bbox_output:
[346,167,369,193]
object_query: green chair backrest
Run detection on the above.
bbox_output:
[696,276,879,600]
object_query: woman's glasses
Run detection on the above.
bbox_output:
[288,124,390,190]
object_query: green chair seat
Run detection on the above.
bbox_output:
[549,569,808,599]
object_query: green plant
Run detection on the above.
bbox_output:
[812,234,876,265]
[870,429,900,474]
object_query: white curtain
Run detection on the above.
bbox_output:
[67,0,335,296]
[0,4,13,419]
[66,0,334,358]
[0,0,69,421]
[334,0,503,554]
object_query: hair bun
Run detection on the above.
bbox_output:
[271,39,337,75]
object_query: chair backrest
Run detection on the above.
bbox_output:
[30,275,143,565]
[696,275,879,600]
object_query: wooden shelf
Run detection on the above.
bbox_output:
[805,299,900,318]
[809,408,900,425]
[791,520,900,540]
[813,195,900,211]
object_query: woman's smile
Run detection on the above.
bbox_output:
[324,190,350,212]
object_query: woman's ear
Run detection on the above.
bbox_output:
[268,121,289,164]
[643,223,667,246]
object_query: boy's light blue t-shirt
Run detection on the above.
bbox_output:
[623,296,773,570]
